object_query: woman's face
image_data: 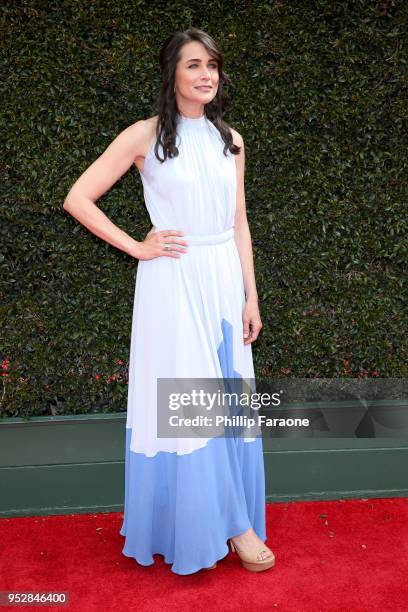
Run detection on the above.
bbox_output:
[174,40,219,110]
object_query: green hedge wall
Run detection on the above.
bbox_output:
[1,0,407,418]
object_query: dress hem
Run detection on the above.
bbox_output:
[119,531,268,575]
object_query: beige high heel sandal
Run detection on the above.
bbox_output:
[229,538,275,572]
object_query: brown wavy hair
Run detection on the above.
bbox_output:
[150,28,241,162]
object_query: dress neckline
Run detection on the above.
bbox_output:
[177,112,206,125]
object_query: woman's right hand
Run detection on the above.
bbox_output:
[137,227,189,260]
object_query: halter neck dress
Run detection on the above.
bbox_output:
[119,111,267,575]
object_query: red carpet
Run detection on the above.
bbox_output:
[0,498,407,611]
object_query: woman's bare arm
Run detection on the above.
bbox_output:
[63,120,152,259]
[232,130,259,304]
[232,129,262,344]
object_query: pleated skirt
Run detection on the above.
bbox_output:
[119,228,267,575]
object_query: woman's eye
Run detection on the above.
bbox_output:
[188,63,218,68]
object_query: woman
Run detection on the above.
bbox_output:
[63,28,275,575]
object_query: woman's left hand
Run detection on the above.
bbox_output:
[242,300,263,345]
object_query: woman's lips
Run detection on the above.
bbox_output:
[195,86,212,90]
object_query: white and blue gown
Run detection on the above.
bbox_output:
[119,112,267,575]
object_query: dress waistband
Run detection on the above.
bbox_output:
[151,226,234,247]
[183,227,234,246]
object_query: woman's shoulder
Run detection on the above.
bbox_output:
[135,115,159,132]
[127,115,159,137]
[122,116,159,160]
[227,124,244,148]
